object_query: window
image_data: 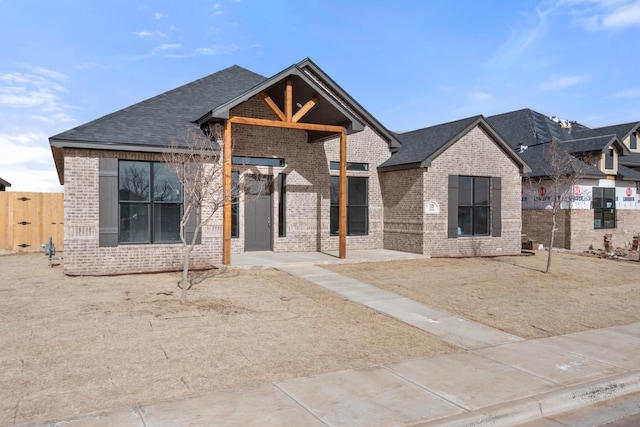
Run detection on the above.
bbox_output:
[631,132,637,150]
[329,161,369,171]
[232,156,284,167]
[593,187,616,229]
[278,173,286,237]
[231,171,239,238]
[330,176,368,236]
[118,161,183,243]
[604,148,614,170]
[457,176,490,236]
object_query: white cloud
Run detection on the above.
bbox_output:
[157,43,182,50]
[132,31,153,37]
[154,12,167,20]
[489,6,552,67]
[558,0,640,30]
[164,44,239,58]
[539,75,588,90]
[611,87,640,98]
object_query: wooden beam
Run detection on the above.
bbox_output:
[292,95,319,123]
[229,116,344,134]
[222,121,232,265]
[259,92,286,122]
[339,131,347,259]
[285,77,293,121]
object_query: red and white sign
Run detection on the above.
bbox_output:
[538,186,546,197]
[574,186,581,196]
[627,187,633,197]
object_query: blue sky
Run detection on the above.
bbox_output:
[2,0,640,191]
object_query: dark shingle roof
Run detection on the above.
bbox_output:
[572,122,639,142]
[0,177,11,188]
[51,65,267,148]
[617,164,640,181]
[378,115,528,172]
[560,135,619,154]
[517,143,604,179]
[379,116,481,169]
[619,152,640,167]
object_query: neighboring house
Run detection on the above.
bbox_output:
[486,108,640,250]
[50,59,528,275]
[378,116,529,257]
[0,177,10,191]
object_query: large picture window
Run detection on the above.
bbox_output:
[593,187,616,229]
[118,161,183,243]
[457,176,490,236]
[330,176,368,236]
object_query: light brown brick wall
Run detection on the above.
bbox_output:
[62,95,393,274]
[421,125,523,257]
[63,149,221,276]
[522,209,571,249]
[380,168,424,253]
[570,209,640,250]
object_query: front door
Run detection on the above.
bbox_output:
[244,175,273,251]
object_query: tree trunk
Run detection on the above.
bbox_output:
[181,244,191,303]
[546,209,557,273]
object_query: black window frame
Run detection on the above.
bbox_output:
[631,132,637,150]
[118,160,184,244]
[231,171,239,238]
[604,148,614,170]
[330,176,369,236]
[329,161,369,171]
[593,187,616,229]
[278,173,286,237]
[457,176,490,237]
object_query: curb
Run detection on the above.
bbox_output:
[411,370,640,426]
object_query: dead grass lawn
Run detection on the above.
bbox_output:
[0,253,455,426]
[324,251,640,340]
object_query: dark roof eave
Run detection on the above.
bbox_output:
[377,162,423,172]
[49,139,220,156]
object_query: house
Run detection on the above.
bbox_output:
[379,115,529,257]
[486,108,640,250]
[0,177,10,191]
[50,59,528,275]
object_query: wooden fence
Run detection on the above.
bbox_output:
[0,192,64,253]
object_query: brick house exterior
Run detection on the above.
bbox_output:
[380,117,528,257]
[487,108,640,251]
[50,59,528,275]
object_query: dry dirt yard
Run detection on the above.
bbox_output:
[0,253,456,426]
[324,251,640,340]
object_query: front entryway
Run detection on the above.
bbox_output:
[244,175,273,251]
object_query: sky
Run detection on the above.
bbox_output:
[1,0,640,192]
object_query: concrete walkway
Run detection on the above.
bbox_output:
[277,264,522,350]
[18,250,640,426]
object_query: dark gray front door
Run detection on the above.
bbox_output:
[244,175,272,251]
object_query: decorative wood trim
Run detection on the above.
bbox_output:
[222,121,232,265]
[229,116,344,133]
[339,131,347,259]
[285,77,293,121]
[259,92,286,122]
[292,95,319,123]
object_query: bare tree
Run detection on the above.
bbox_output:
[527,140,585,273]
[163,125,227,302]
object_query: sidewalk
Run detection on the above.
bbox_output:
[18,251,640,426]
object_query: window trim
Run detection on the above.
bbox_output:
[330,175,369,236]
[329,161,369,171]
[278,173,286,237]
[593,187,616,229]
[118,160,184,245]
[457,176,491,237]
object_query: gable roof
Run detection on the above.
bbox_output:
[378,115,529,172]
[560,135,627,156]
[0,177,11,188]
[50,58,399,184]
[617,164,640,181]
[516,143,605,179]
[487,108,637,178]
[51,65,267,150]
